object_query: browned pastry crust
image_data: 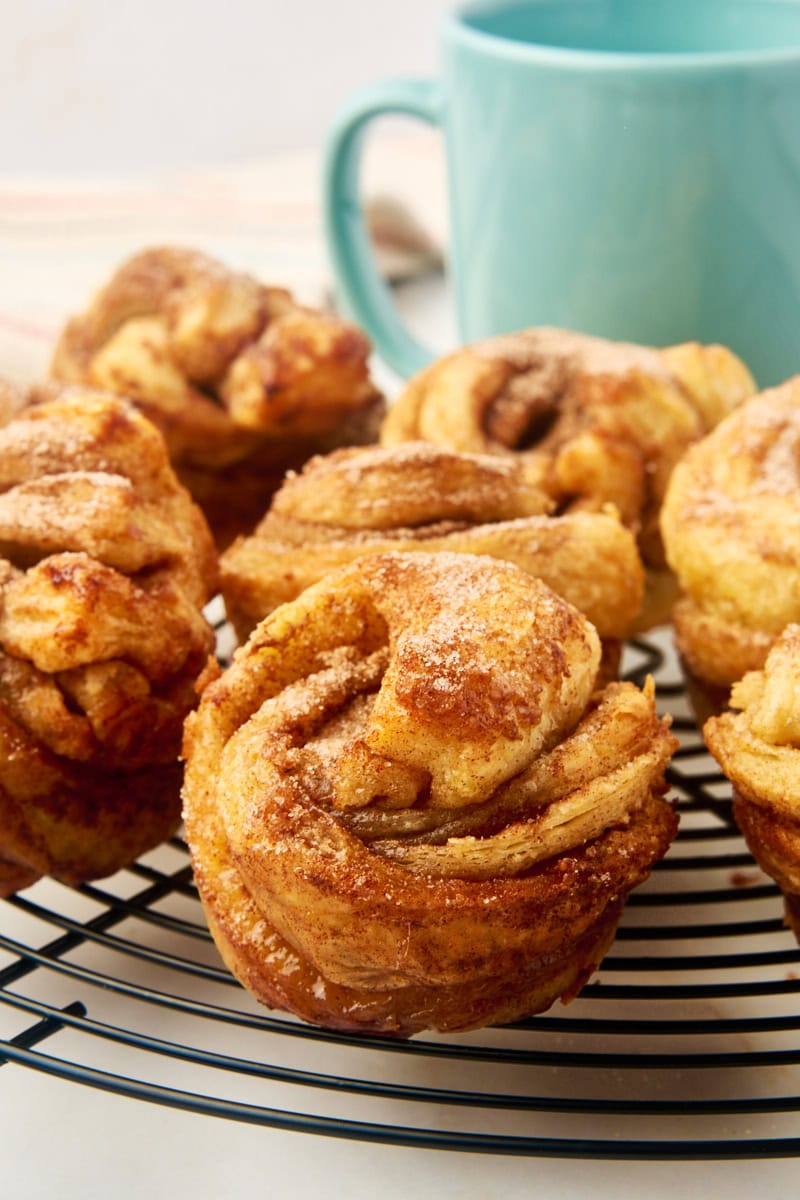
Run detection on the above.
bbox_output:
[183,552,677,1036]
[219,440,645,645]
[662,378,800,696]
[381,329,754,630]
[49,246,385,545]
[705,626,800,937]
[733,798,800,939]
[0,387,218,894]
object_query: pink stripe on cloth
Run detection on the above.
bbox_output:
[0,191,320,224]
[0,134,445,386]
[0,311,55,342]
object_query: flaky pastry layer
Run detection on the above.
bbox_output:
[0,389,218,893]
[705,626,800,936]
[184,552,677,1035]
[220,441,644,643]
[663,379,800,690]
[49,246,384,544]
[381,329,753,630]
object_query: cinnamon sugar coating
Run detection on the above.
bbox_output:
[661,378,800,692]
[220,441,644,645]
[0,388,218,894]
[50,246,384,546]
[382,329,754,629]
[183,552,677,1036]
[705,627,800,937]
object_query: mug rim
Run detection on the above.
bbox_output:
[447,0,800,69]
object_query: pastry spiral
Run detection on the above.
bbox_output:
[184,552,677,1036]
[220,440,644,648]
[0,388,218,894]
[661,377,800,709]
[50,246,384,545]
[705,626,800,937]
[381,328,754,629]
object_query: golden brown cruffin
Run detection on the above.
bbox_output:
[661,377,800,713]
[183,551,678,1037]
[705,626,800,938]
[219,440,645,654]
[49,246,385,546]
[381,328,754,630]
[0,387,218,896]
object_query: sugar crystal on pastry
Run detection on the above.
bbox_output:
[705,626,800,938]
[49,245,385,546]
[183,551,677,1037]
[220,440,645,653]
[0,386,218,895]
[661,376,800,711]
[381,327,754,630]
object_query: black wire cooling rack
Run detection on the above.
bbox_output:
[2,621,800,1160]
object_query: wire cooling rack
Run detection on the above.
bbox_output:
[1,621,800,1160]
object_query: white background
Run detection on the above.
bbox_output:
[0,0,454,173]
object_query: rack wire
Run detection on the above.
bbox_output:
[2,623,800,1159]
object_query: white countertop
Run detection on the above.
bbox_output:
[3,1073,792,1200]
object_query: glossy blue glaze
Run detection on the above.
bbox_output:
[325,0,800,384]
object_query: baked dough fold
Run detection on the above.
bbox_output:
[661,377,800,698]
[220,441,644,645]
[0,388,217,894]
[705,626,800,936]
[381,329,753,629]
[184,552,677,1035]
[50,246,384,545]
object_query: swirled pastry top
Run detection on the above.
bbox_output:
[219,553,602,810]
[220,441,644,641]
[50,245,383,469]
[183,552,677,1033]
[381,328,754,569]
[0,386,217,768]
[0,387,219,893]
[661,378,800,687]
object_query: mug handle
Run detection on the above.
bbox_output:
[324,78,442,379]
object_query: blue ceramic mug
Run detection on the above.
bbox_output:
[325,0,800,385]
